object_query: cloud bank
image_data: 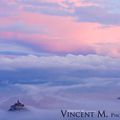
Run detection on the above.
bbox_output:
[0,54,120,70]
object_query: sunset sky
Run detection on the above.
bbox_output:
[0,0,120,111]
[0,0,120,56]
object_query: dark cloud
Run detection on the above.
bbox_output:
[0,68,120,86]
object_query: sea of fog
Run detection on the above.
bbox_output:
[0,107,120,120]
[0,84,120,120]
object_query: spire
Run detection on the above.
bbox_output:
[17,99,19,103]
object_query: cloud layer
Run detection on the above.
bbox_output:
[0,0,120,56]
[0,54,120,70]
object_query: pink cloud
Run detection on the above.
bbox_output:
[34,0,97,7]
[67,0,97,7]
[1,11,120,57]
[0,17,15,25]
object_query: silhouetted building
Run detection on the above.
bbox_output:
[9,100,27,111]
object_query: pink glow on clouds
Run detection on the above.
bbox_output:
[22,12,120,56]
[0,16,16,25]
[33,0,97,7]
[1,11,120,57]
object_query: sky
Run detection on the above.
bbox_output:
[1,0,120,56]
[0,0,120,113]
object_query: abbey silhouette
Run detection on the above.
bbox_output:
[9,100,27,111]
